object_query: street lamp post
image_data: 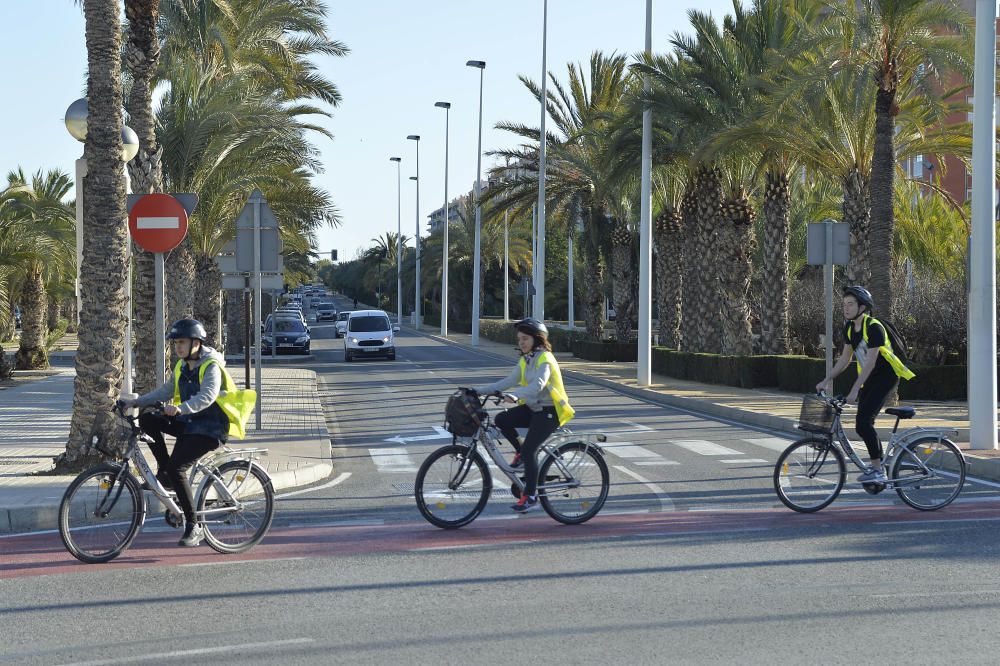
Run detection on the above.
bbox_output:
[435,101,451,337]
[535,0,548,322]
[390,156,402,324]
[407,135,421,328]
[65,97,139,393]
[637,0,653,386]
[466,60,486,345]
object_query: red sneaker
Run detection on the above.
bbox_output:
[510,453,523,468]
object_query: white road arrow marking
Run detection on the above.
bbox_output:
[383,425,453,445]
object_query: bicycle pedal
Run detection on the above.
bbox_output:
[861,482,885,495]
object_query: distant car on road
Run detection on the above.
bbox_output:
[334,311,351,338]
[315,302,337,321]
[343,310,398,362]
[13,305,21,329]
[262,317,310,355]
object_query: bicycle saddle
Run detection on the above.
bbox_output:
[885,406,916,419]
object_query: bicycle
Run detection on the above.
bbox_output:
[59,402,275,563]
[414,390,610,528]
[773,393,966,513]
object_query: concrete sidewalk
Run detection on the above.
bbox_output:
[0,364,332,534]
[410,324,1000,482]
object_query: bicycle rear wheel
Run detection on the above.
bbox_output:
[414,444,491,529]
[773,438,845,513]
[196,461,275,554]
[59,463,145,563]
[891,436,965,511]
[538,442,609,525]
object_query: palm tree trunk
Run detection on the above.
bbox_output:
[193,253,224,349]
[581,207,606,340]
[610,218,635,342]
[843,167,871,287]
[225,290,245,355]
[124,0,166,393]
[58,0,128,472]
[679,182,698,352]
[654,209,683,350]
[691,166,723,353]
[869,89,896,311]
[759,170,790,354]
[717,192,756,356]
[166,237,196,328]
[15,263,48,369]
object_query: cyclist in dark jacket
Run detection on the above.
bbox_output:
[122,319,228,547]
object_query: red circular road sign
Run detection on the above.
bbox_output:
[128,193,189,253]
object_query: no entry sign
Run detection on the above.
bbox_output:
[128,193,189,253]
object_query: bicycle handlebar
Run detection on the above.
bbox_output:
[457,387,516,407]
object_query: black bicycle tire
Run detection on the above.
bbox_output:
[59,463,145,564]
[538,442,610,525]
[773,438,846,513]
[891,436,966,511]
[414,444,491,529]
[197,461,275,554]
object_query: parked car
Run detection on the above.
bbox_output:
[334,311,351,338]
[343,310,398,362]
[315,302,337,321]
[13,306,21,329]
[262,317,310,355]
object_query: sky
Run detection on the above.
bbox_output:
[0,0,736,265]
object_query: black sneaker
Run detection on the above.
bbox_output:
[511,495,539,513]
[178,524,205,547]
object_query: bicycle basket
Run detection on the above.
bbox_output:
[444,391,485,437]
[798,394,835,434]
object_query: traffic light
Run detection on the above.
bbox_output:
[330,249,338,262]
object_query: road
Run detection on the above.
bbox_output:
[3,294,1000,664]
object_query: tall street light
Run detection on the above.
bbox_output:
[637,0,653,386]
[466,59,486,345]
[969,0,997,449]
[534,1,549,322]
[435,101,452,337]
[65,97,139,394]
[390,156,402,324]
[407,135,422,328]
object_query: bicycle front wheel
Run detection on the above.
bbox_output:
[891,436,966,511]
[414,444,491,529]
[196,461,275,554]
[538,442,610,525]
[773,438,846,513]
[59,463,145,563]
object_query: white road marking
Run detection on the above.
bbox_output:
[368,447,418,473]
[57,638,315,665]
[383,426,452,444]
[604,441,676,462]
[742,437,793,453]
[275,472,351,499]
[719,459,769,464]
[620,419,654,431]
[614,465,675,512]
[671,439,743,456]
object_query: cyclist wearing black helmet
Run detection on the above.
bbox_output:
[817,286,914,483]
[473,318,575,513]
[120,318,230,546]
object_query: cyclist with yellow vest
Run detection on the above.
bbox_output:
[121,318,229,546]
[474,318,575,513]
[816,286,915,484]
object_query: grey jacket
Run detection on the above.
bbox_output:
[474,350,554,411]
[135,346,225,415]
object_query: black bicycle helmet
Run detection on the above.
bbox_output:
[842,286,874,312]
[167,318,208,341]
[513,317,548,337]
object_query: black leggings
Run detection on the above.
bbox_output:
[139,412,221,525]
[855,373,899,461]
[494,405,559,497]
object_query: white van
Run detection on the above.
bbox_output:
[343,310,399,362]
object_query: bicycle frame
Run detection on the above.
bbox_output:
[821,403,959,489]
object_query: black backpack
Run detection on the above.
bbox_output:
[871,317,909,366]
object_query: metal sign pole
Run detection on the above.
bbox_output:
[154,253,166,381]
[824,219,834,379]
[253,193,262,431]
[244,278,251,389]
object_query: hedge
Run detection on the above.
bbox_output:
[572,340,638,362]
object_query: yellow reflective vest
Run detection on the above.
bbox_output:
[853,315,915,381]
[172,358,257,439]
[517,350,575,426]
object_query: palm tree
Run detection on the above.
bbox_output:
[488,52,630,340]
[816,0,972,313]
[3,170,76,370]
[59,0,130,472]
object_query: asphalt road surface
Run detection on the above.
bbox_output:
[3,295,1000,664]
